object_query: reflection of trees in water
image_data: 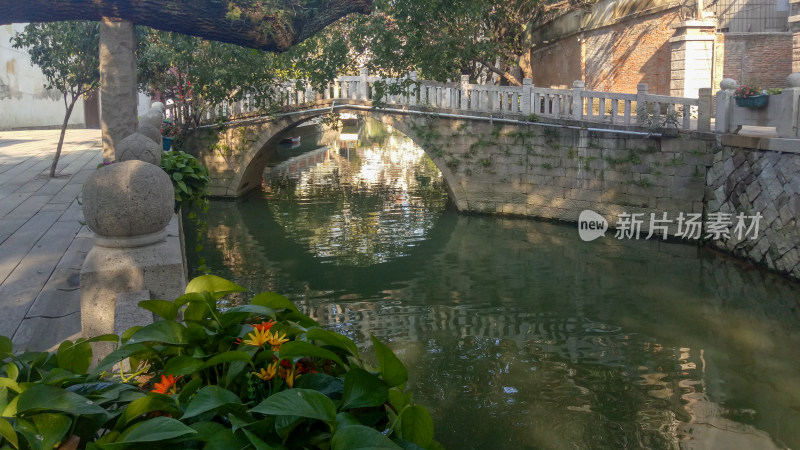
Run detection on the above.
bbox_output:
[263,132,448,266]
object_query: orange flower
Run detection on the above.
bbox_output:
[253,362,278,381]
[252,321,276,332]
[152,374,182,394]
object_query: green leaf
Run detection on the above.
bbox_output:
[16,384,108,416]
[163,355,204,377]
[138,300,179,320]
[251,292,299,312]
[388,388,407,410]
[0,336,11,357]
[3,363,18,382]
[294,373,344,397]
[399,405,434,448]
[340,368,389,410]
[16,414,71,450]
[202,428,250,449]
[279,341,345,367]
[0,378,20,394]
[56,339,92,374]
[177,179,189,193]
[0,417,18,448]
[201,351,253,370]
[223,304,276,317]
[91,343,152,376]
[186,274,245,299]
[178,377,204,405]
[331,425,402,450]
[117,393,178,428]
[250,388,336,423]
[126,321,187,345]
[113,416,197,445]
[242,428,278,450]
[371,335,408,388]
[182,386,242,419]
[172,172,184,181]
[306,328,359,357]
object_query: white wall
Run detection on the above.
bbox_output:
[0,23,87,130]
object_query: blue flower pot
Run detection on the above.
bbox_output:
[735,94,768,108]
[162,136,174,151]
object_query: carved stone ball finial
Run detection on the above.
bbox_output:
[720,78,737,91]
[151,102,165,113]
[787,73,800,88]
[82,160,174,248]
[142,109,164,130]
[116,132,162,165]
[137,123,162,145]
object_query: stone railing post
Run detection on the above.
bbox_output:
[359,67,370,101]
[522,78,532,115]
[776,73,800,138]
[636,83,649,118]
[698,87,712,131]
[715,78,736,133]
[409,71,418,106]
[444,80,452,109]
[460,75,470,110]
[791,0,800,73]
[572,81,585,120]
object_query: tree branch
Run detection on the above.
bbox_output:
[0,0,373,52]
[475,58,522,86]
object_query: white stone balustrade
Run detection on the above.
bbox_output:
[715,73,800,138]
[165,71,719,133]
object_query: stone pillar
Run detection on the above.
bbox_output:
[460,75,470,110]
[698,87,713,131]
[715,78,737,133]
[81,160,186,364]
[359,67,370,101]
[637,83,649,116]
[791,0,800,73]
[776,73,800,138]
[408,71,418,107]
[669,20,716,98]
[521,78,532,115]
[100,18,138,162]
[572,81,585,120]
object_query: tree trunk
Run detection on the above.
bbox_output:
[52,97,78,178]
[0,0,372,51]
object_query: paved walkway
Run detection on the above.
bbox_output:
[0,129,101,352]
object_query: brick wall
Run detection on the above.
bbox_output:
[713,33,793,90]
[530,36,583,89]
[531,8,679,95]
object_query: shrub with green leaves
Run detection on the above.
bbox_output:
[0,275,438,449]
[159,151,211,210]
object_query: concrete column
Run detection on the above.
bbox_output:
[715,78,737,133]
[359,67,369,101]
[637,83,649,117]
[669,20,716,98]
[776,73,800,138]
[522,78,532,115]
[460,75,470,110]
[698,87,712,131]
[408,71,418,106]
[99,18,137,162]
[791,0,800,73]
[572,81,584,120]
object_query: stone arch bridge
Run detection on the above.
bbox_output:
[180,71,715,228]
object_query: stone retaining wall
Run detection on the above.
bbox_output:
[705,135,800,280]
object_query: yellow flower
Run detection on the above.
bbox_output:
[279,365,299,388]
[267,331,289,351]
[243,328,270,347]
[253,362,278,381]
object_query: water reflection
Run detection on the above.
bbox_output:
[189,119,800,449]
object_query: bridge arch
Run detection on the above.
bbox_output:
[213,105,468,209]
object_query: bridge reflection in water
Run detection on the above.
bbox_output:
[190,119,800,450]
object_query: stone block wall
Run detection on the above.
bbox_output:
[395,117,716,236]
[705,138,800,280]
[713,33,794,90]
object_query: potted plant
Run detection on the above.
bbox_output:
[734,85,768,108]
[161,120,181,150]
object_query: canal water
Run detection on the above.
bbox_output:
[187,119,800,449]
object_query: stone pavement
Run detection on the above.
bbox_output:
[0,129,101,352]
